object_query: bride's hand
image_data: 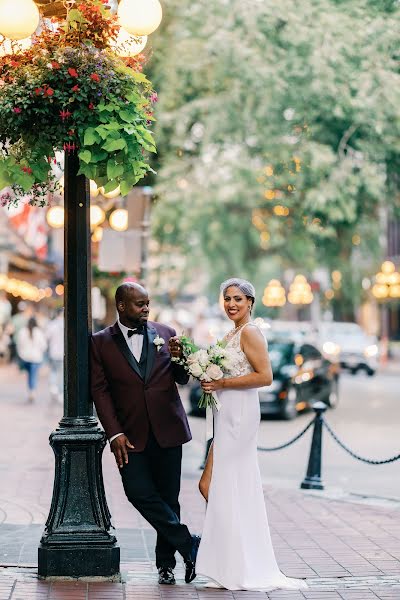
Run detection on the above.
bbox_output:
[201,379,224,393]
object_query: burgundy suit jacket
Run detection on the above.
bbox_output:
[91,321,192,452]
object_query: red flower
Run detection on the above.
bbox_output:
[68,68,78,78]
[45,87,54,96]
[88,102,95,110]
[64,142,76,153]
[51,61,60,70]
[68,129,75,136]
[22,166,33,175]
[35,87,43,95]
[13,107,22,114]
[10,60,19,67]
[71,84,80,93]
[90,73,100,83]
[59,109,72,120]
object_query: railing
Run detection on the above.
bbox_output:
[256,402,400,490]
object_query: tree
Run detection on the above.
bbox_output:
[149,0,400,312]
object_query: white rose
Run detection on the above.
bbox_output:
[206,364,224,381]
[191,349,209,367]
[189,362,204,378]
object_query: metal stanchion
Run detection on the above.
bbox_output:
[300,401,327,490]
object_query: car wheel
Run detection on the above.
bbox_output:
[366,368,375,377]
[350,368,358,375]
[327,377,339,409]
[281,386,298,420]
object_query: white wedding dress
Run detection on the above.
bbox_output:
[196,323,308,591]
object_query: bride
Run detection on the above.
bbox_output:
[195,278,308,592]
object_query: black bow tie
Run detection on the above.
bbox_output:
[127,325,145,337]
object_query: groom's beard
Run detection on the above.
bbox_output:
[120,316,148,329]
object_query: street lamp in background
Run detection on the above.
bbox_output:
[287,274,313,321]
[262,279,286,307]
[372,260,400,363]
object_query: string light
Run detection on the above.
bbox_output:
[0,274,52,302]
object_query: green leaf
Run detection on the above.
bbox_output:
[102,103,119,112]
[84,127,100,146]
[103,122,122,131]
[91,150,108,163]
[125,91,142,104]
[120,179,132,196]
[79,149,92,164]
[130,71,149,84]
[107,161,124,180]
[119,110,134,123]
[95,126,109,140]
[102,138,127,153]
[103,180,119,194]
[77,163,97,180]
[0,164,10,190]
[67,8,87,24]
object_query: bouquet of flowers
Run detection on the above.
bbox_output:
[172,336,237,409]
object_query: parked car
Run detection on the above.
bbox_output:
[189,337,340,420]
[318,322,378,376]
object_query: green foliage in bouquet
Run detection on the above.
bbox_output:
[0,0,157,205]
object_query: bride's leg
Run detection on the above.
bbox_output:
[199,442,213,501]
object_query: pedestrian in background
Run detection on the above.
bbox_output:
[16,317,47,403]
[46,309,64,402]
[0,323,11,364]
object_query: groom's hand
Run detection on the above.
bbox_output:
[169,336,183,359]
[111,434,134,468]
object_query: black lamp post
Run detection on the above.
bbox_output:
[38,152,120,578]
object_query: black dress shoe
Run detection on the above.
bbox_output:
[158,567,176,585]
[184,534,201,583]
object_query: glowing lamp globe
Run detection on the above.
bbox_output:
[46,206,65,229]
[90,205,105,227]
[90,180,100,198]
[113,28,147,57]
[118,0,162,36]
[0,0,40,40]
[109,208,128,232]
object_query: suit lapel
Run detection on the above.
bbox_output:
[145,326,157,382]
[111,325,142,380]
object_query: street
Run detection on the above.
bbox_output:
[0,363,400,598]
[187,369,400,500]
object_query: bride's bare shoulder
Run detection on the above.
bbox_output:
[241,323,265,344]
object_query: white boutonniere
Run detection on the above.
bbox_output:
[153,336,165,352]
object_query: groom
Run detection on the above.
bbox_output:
[91,282,200,585]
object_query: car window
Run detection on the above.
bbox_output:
[300,344,322,361]
[268,342,294,370]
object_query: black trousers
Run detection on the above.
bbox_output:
[120,431,192,568]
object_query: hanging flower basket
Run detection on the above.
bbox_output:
[0,0,157,205]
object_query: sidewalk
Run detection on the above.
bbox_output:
[0,365,399,599]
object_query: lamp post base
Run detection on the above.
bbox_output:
[38,421,120,579]
[38,545,120,579]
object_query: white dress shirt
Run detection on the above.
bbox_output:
[109,319,145,444]
[117,318,144,362]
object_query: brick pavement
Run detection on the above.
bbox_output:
[0,364,399,599]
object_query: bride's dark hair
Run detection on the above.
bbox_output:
[220,278,256,312]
